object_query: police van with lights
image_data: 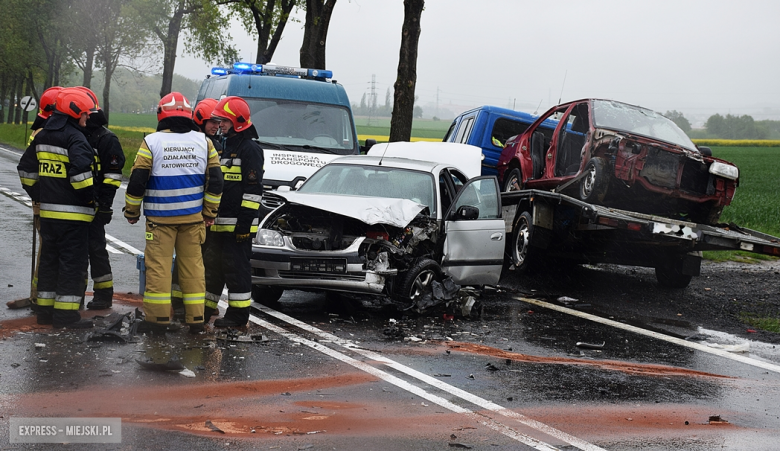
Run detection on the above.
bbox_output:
[196,62,367,212]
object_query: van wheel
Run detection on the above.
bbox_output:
[579,157,609,203]
[509,211,536,273]
[503,168,523,192]
[252,285,284,308]
[396,258,442,303]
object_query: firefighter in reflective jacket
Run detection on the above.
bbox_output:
[124,92,223,335]
[205,96,264,328]
[17,87,98,329]
[170,98,225,317]
[77,87,125,310]
[7,86,62,311]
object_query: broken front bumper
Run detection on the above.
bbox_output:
[250,245,396,295]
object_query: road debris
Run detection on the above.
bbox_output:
[205,420,225,433]
[448,443,473,449]
[704,342,749,353]
[709,415,729,425]
[576,341,605,349]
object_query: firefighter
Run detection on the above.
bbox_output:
[192,98,222,148]
[7,86,61,311]
[205,96,264,328]
[77,87,125,310]
[17,87,98,329]
[124,92,223,335]
[170,98,224,319]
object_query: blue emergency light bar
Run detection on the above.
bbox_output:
[210,62,333,80]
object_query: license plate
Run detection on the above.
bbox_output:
[290,258,347,273]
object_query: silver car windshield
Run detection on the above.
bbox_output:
[299,164,437,216]
[592,100,696,151]
[246,99,356,155]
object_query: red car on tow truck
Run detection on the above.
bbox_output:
[496,99,739,225]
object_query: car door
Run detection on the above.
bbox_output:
[440,174,505,286]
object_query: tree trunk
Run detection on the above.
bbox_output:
[299,0,336,69]
[252,0,296,64]
[14,78,24,124]
[82,44,96,88]
[6,77,16,124]
[159,10,184,98]
[0,75,8,123]
[389,0,423,142]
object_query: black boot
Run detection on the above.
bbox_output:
[52,310,93,329]
[213,308,249,328]
[37,306,54,325]
[86,297,113,310]
[188,323,206,335]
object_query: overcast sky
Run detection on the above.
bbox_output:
[175,0,780,124]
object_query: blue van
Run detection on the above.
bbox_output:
[443,105,557,178]
[196,63,361,194]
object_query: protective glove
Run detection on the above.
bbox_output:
[122,206,140,221]
[235,223,251,242]
[96,209,113,225]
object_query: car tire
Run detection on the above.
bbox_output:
[503,167,523,192]
[252,284,284,308]
[579,157,609,204]
[655,261,693,289]
[508,211,537,273]
[396,258,442,302]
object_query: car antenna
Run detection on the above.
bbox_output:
[558,70,567,104]
[378,144,389,166]
[533,98,543,115]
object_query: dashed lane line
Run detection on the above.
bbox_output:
[243,302,605,451]
[516,296,780,374]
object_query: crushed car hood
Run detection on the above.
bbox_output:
[274,191,427,228]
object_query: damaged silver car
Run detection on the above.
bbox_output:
[250,143,505,313]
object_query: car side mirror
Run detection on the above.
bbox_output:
[698,146,712,157]
[360,139,377,155]
[454,205,479,220]
[294,179,305,190]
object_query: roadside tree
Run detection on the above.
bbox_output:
[221,0,299,64]
[130,0,237,98]
[389,0,423,142]
[299,0,336,69]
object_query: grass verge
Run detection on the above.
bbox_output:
[740,312,780,333]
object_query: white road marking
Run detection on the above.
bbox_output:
[220,301,565,451]
[242,302,604,451]
[516,296,780,374]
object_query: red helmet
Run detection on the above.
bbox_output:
[192,98,218,126]
[213,96,252,132]
[38,86,62,119]
[55,88,96,119]
[157,92,192,121]
[75,86,100,110]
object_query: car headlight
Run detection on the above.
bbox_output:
[255,229,285,247]
[709,161,739,181]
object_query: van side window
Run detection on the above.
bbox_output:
[491,118,529,148]
[443,121,457,142]
[454,116,475,144]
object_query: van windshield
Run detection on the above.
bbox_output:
[246,99,356,155]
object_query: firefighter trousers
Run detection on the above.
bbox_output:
[204,231,252,324]
[88,219,113,302]
[37,219,89,321]
[143,221,206,325]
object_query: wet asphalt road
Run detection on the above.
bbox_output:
[1,144,779,450]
